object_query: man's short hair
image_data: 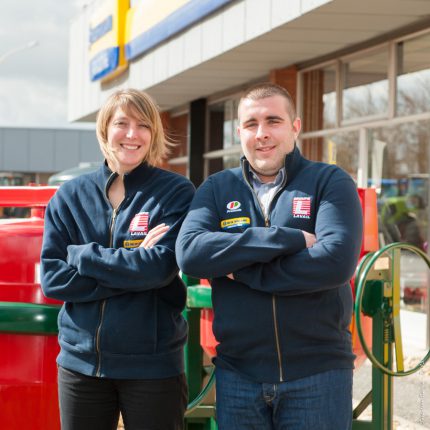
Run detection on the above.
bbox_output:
[238,82,296,121]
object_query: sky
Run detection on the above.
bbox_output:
[0,1,92,129]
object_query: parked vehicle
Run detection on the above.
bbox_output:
[47,162,101,185]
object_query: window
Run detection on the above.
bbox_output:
[301,131,359,180]
[206,98,241,175]
[298,29,430,259]
[397,32,430,116]
[368,119,429,252]
[342,48,389,122]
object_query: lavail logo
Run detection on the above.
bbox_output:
[129,212,149,234]
[226,201,241,212]
[292,197,311,218]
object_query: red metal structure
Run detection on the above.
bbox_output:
[0,186,61,430]
[351,188,379,367]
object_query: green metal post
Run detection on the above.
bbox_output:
[353,279,393,430]
[185,306,204,403]
[182,276,217,430]
[372,303,393,430]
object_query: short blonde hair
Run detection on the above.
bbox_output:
[96,88,171,167]
[238,82,296,121]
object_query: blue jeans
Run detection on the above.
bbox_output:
[215,367,352,430]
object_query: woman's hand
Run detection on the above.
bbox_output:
[139,223,170,249]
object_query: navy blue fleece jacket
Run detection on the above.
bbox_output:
[41,162,194,379]
[176,146,363,383]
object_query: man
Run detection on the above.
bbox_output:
[176,83,363,430]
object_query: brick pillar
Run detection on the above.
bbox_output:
[160,111,171,170]
[168,113,189,177]
[271,65,323,162]
[269,65,298,105]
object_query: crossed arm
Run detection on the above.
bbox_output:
[41,183,194,302]
[176,174,362,295]
[176,177,316,280]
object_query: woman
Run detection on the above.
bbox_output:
[41,89,195,430]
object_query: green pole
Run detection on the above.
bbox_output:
[182,276,217,430]
[372,285,393,430]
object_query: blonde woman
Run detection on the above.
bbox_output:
[41,89,194,430]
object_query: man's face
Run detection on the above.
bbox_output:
[237,95,301,183]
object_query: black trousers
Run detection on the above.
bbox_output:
[58,366,188,430]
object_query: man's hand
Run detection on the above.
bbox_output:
[302,231,316,248]
[226,273,234,280]
[139,224,170,249]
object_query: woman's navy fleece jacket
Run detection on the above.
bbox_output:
[176,146,363,384]
[41,162,194,379]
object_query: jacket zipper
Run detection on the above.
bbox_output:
[95,207,118,376]
[242,162,286,382]
[267,181,287,382]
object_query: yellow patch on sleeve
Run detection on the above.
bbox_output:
[123,239,144,248]
[220,217,251,230]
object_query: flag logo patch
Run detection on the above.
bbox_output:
[292,197,311,218]
[129,212,149,233]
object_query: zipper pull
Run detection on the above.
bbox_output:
[110,208,118,247]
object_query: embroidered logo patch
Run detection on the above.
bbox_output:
[221,217,251,230]
[226,201,242,213]
[123,239,144,249]
[129,212,149,234]
[292,197,311,219]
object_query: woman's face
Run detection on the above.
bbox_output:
[106,107,152,174]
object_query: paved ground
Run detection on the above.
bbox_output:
[353,309,430,429]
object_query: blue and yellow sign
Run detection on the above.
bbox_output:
[88,0,234,82]
[89,0,129,82]
[125,0,233,60]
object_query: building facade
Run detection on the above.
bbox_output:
[0,127,101,184]
[69,0,430,312]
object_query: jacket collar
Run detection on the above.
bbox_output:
[97,161,156,197]
[241,143,303,186]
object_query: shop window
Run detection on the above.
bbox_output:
[301,131,359,180]
[208,99,240,152]
[397,33,430,116]
[368,119,429,252]
[368,120,430,312]
[207,98,241,175]
[342,48,389,123]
